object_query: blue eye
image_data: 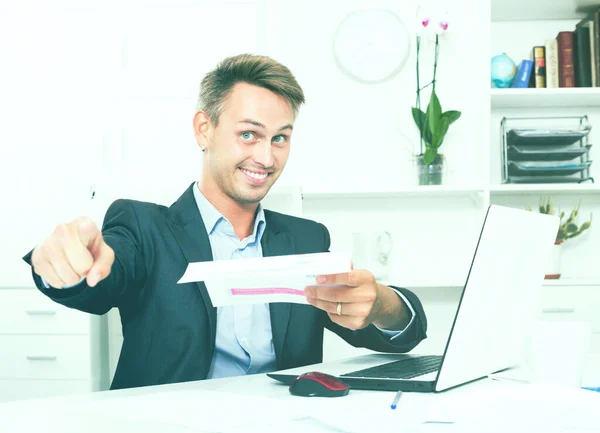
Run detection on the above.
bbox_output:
[273,135,287,145]
[241,131,255,140]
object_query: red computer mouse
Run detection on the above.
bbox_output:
[289,371,350,397]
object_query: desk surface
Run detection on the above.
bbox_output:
[0,361,598,433]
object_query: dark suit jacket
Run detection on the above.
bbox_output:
[23,183,427,390]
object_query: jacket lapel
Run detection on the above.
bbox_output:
[262,213,295,367]
[165,183,217,347]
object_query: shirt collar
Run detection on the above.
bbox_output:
[192,182,266,242]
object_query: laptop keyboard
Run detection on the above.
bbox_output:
[340,355,443,380]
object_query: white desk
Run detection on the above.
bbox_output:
[0,359,598,433]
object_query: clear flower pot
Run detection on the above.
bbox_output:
[415,154,445,185]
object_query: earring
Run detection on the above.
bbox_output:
[201,145,206,152]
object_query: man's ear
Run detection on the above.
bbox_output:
[193,110,211,151]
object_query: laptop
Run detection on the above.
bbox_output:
[267,204,559,392]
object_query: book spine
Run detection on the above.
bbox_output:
[574,26,592,87]
[590,20,597,87]
[557,31,576,87]
[512,60,533,88]
[545,39,559,88]
[533,46,546,88]
[594,10,600,86]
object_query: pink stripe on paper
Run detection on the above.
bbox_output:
[230,287,305,296]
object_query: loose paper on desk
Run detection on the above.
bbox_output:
[177,251,352,306]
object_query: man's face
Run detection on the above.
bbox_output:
[201,82,294,205]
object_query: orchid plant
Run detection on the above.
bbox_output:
[412,6,461,165]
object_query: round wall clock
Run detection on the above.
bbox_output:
[333,8,410,84]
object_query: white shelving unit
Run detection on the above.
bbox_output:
[301,185,485,200]
[542,278,600,286]
[489,183,600,196]
[491,0,596,21]
[488,0,600,287]
[491,88,600,109]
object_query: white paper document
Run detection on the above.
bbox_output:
[177,251,352,306]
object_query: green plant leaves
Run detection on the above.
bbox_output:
[412,90,462,163]
[432,116,449,148]
[530,197,592,242]
[411,107,433,145]
[411,107,425,130]
[427,91,442,135]
[442,110,461,125]
[423,147,437,165]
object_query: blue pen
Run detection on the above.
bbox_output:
[390,391,402,409]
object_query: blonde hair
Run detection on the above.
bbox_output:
[197,54,305,125]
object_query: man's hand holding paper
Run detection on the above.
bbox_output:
[305,269,411,332]
[179,251,412,332]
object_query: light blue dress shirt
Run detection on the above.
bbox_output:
[191,184,416,379]
[192,186,276,378]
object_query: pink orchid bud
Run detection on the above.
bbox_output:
[434,10,450,35]
[415,16,432,35]
[415,4,433,35]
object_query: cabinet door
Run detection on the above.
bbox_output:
[0,335,92,380]
[0,288,90,335]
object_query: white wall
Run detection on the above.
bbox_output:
[261,0,489,191]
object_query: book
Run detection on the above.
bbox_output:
[595,9,600,87]
[591,18,598,87]
[574,23,592,87]
[545,39,559,88]
[533,46,546,88]
[511,59,533,88]
[557,31,576,87]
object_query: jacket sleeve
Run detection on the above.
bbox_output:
[22,199,147,315]
[317,223,428,353]
[325,286,427,353]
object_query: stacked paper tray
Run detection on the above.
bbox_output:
[508,161,592,177]
[507,145,591,162]
[506,129,589,147]
[504,125,593,184]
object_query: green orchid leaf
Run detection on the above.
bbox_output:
[423,147,437,165]
[432,116,450,148]
[427,91,442,136]
[411,107,426,131]
[442,110,461,125]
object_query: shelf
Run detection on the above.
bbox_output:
[489,183,600,196]
[301,186,485,200]
[378,280,464,289]
[491,88,600,109]
[381,278,600,288]
[492,0,595,21]
[542,278,600,286]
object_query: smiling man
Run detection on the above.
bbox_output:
[23,54,427,390]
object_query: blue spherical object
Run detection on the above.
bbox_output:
[491,53,516,88]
